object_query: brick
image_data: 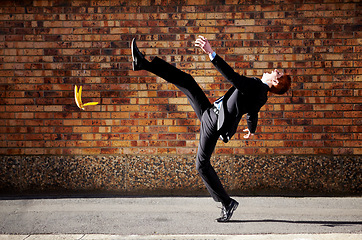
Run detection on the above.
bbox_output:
[0,1,358,157]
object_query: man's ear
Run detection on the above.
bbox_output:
[272,79,279,86]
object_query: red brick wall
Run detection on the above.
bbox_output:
[0,0,361,156]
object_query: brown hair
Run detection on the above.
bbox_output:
[269,75,291,95]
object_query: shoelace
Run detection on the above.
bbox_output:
[136,51,146,64]
[218,206,227,218]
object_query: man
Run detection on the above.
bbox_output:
[131,36,291,222]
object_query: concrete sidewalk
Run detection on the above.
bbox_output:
[0,197,361,239]
[0,233,361,239]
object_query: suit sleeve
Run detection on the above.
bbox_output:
[211,54,257,94]
[246,112,258,133]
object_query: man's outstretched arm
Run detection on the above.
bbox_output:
[195,36,259,94]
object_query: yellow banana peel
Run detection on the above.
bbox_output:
[74,85,99,110]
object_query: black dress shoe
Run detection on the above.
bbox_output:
[131,38,148,71]
[216,198,239,222]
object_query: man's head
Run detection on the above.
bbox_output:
[261,69,291,95]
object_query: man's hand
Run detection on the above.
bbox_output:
[243,128,255,139]
[195,35,214,55]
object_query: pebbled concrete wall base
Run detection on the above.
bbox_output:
[0,155,360,196]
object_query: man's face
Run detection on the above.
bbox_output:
[262,69,284,87]
[263,69,284,81]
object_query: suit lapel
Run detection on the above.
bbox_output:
[217,86,235,131]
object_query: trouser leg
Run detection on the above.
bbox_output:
[196,109,231,205]
[143,56,230,204]
[145,57,211,120]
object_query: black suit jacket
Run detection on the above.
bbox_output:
[212,55,270,143]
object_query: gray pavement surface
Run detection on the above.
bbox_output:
[0,196,361,239]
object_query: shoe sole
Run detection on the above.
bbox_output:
[131,38,136,71]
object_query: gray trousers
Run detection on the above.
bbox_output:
[146,57,231,206]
